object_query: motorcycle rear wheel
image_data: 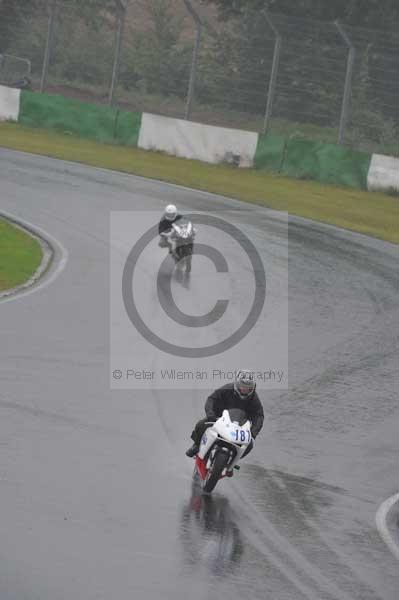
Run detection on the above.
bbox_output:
[203,451,229,494]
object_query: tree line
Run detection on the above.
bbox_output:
[201,0,399,30]
[1,0,397,151]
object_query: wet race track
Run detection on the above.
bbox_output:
[1,148,399,599]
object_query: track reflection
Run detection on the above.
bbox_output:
[180,481,244,576]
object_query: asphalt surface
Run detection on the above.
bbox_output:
[1,148,399,600]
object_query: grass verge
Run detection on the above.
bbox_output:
[1,121,399,244]
[0,217,43,292]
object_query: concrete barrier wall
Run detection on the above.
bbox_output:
[0,85,20,121]
[367,154,399,193]
[138,113,258,167]
[2,85,399,195]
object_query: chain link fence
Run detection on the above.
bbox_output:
[0,53,31,86]
[1,0,399,155]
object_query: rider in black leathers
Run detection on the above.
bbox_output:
[186,370,264,458]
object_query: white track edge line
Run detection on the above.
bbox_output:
[376,493,399,561]
[0,210,69,304]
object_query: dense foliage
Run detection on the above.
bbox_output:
[198,0,399,147]
[200,0,399,29]
[1,0,398,151]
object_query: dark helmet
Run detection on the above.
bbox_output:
[234,369,256,399]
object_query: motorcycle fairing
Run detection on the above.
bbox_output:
[197,410,252,471]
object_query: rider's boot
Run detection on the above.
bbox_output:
[185,443,199,458]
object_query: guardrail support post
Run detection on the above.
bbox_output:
[40,0,56,92]
[263,11,281,135]
[109,0,126,106]
[335,20,355,145]
[183,0,202,121]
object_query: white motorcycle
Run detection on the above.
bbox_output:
[159,219,195,276]
[194,409,252,494]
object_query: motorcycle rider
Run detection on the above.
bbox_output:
[186,369,264,458]
[159,204,194,272]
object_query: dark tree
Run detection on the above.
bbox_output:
[0,0,42,52]
[200,0,399,29]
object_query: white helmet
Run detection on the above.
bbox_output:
[164,204,177,221]
[234,369,256,399]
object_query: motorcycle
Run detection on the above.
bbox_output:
[193,409,252,494]
[159,218,195,277]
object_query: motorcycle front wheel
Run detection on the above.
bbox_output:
[203,450,229,494]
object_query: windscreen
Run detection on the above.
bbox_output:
[228,409,248,426]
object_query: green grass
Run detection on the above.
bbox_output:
[0,217,43,291]
[1,121,399,244]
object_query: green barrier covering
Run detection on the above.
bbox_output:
[19,91,141,147]
[17,90,372,190]
[281,138,371,190]
[114,110,142,147]
[254,134,286,171]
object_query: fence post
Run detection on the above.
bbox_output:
[335,21,355,145]
[183,0,202,121]
[40,0,56,92]
[109,0,126,106]
[263,11,281,135]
